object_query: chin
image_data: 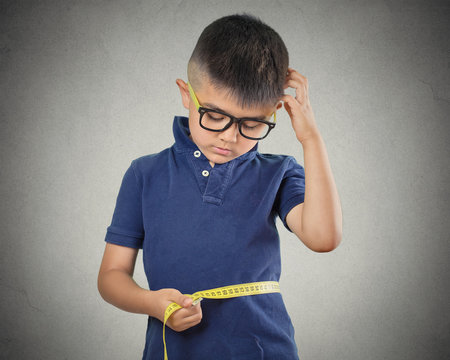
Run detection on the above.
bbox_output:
[210,154,233,164]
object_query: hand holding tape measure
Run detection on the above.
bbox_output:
[154,288,203,333]
[161,281,280,360]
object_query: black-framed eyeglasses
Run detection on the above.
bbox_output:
[187,81,277,140]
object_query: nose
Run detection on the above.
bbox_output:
[219,122,239,143]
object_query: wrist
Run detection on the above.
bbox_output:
[297,128,321,145]
[142,289,159,318]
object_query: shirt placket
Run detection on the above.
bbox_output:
[188,149,234,206]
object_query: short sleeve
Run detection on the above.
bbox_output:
[104,160,144,248]
[274,156,305,233]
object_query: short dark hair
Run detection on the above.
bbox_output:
[188,13,289,109]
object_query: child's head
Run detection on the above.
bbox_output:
[187,13,289,109]
[176,13,289,166]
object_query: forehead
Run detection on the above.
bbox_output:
[194,79,276,119]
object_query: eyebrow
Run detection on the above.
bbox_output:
[203,102,269,121]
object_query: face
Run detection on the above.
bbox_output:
[176,78,281,167]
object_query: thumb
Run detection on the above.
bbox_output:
[283,101,293,119]
[176,293,193,308]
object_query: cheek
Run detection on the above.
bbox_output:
[188,115,201,135]
[189,120,212,145]
[240,139,258,153]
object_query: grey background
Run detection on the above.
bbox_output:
[1,0,449,359]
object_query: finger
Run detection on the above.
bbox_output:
[175,294,193,308]
[184,305,202,320]
[284,79,304,92]
[287,67,308,82]
[172,313,202,332]
[183,306,203,324]
[170,305,202,329]
[286,70,309,93]
[286,73,308,92]
[174,302,202,317]
[284,80,306,104]
[280,94,299,118]
[281,94,300,107]
[287,67,296,74]
[183,313,202,327]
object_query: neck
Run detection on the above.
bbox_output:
[188,134,215,168]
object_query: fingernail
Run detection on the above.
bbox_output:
[192,298,203,306]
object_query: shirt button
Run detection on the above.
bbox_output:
[202,170,210,177]
[194,150,201,158]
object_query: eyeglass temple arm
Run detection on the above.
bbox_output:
[187,82,200,110]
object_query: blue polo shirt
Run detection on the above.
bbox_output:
[105,116,305,359]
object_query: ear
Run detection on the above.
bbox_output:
[275,101,283,110]
[176,79,190,110]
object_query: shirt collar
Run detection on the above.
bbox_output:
[172,116,258,162]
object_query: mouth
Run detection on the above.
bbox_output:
[213,146,231,155]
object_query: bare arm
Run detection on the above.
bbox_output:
[286,133,342,252]
[97,242,202,331]
[97,242,150,314]
[281,67,342,252]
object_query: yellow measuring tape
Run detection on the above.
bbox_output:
[163,281,280,360]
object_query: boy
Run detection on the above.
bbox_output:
[98,13,342,360]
